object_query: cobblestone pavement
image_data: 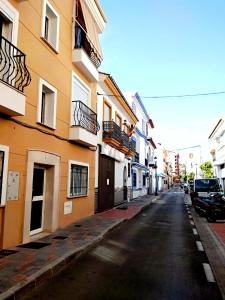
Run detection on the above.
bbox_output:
[0,195,155,300]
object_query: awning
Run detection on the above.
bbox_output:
[79,0,103,59]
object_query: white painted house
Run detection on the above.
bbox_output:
[208,117,225,192]
[125,92,156,199]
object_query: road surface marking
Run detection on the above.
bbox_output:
[190,221,195,226]
[193,228,198,235]
[196,241,204,251]
[188,215,192,219]
[203,263,216,282]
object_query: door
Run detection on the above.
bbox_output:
[30,166,45,235]
[98,155,115,212]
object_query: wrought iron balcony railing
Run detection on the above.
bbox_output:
[0,36,31,93]
[121,131,130,149]
[71,101,100,135]
[75,25,102,69]
[129,139,136,153]
[103,121,122,144]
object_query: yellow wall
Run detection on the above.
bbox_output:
[0,0,99,248]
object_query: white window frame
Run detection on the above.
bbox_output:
[37,78,57,129]
[71,71,91,125]
[0,0,19,44]
[41,0,60,52]
[67,160,89,198]
[0,145,9,206]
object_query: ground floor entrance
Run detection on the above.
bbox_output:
[98,155,115,212]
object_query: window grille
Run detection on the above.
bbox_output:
[70,164,88,196]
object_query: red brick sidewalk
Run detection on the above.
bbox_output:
[210,223,225,244]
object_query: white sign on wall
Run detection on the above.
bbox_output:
[64,201,72,215]
[7,171,20,201]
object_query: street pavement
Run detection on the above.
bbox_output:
[18,189,223,299]
[0,195,154,300]
[0,188,225,300]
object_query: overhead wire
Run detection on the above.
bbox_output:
[97,90,225,99]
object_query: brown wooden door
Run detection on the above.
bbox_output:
[98,155,115,212]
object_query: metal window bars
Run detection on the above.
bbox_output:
[72,100,100,135]
[0,36,31,93]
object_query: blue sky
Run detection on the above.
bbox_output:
[99,0,225,154]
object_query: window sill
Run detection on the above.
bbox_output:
[37,122,56,130]
[41,37,59,54]
[67,194,88,199]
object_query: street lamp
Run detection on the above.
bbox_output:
[154,156,158,196]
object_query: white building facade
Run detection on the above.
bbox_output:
[95,73,138,212]
[125,92,156,199]
[208,117,225,192]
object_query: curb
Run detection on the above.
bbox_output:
[1,197,155,300]
[191,208,225,300]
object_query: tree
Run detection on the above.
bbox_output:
[200,161,213,178]
[187,172,195,182]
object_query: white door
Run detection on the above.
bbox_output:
[30,166,45,235]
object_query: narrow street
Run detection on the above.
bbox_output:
[24,188,222,300]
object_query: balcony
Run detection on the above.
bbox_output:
[119,131,130,154]
[128,139,136,157]
[103,121,122,148]
[0,36,31,116]
[69,101,100,147]
[72,25,101,82]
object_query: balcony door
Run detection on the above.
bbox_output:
[71,75,90,126]
[0,13,12,41]
[30,166,46,235]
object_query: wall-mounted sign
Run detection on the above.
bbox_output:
[64,201,72,215]
[7,171,20,201]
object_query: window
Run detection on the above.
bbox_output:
[38,79,57,129]
[132,170,137,188]
[68,161,89,197]
[71,74,90,125]
[103,101,111,122]
[0,0,18,44]
[72,75,89,106]
[142,174,146,186]
[0,145,9,206]
[128,163,131,178]
[42,0,60,51]
[115,113,122,128]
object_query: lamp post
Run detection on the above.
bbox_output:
[154,156,158,196]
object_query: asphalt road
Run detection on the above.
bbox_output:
[24,189,222,300]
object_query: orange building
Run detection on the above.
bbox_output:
[0,0,106,248]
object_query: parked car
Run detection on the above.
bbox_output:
[193,193,225,222]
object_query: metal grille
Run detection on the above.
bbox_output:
[129,139,136,152]
[72,101,100,135]
[74,25,102,69]
[121,131,130,148]
[0,36,31,92]
[103,121,122,143]
[70,164,88,197]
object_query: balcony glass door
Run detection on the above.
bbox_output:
[30,166,45,235]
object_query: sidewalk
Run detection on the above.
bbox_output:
[0,195,156,300]
[185,194,225,300]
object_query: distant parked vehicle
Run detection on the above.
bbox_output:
[190,178,223,202]
[193,193,225,222]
